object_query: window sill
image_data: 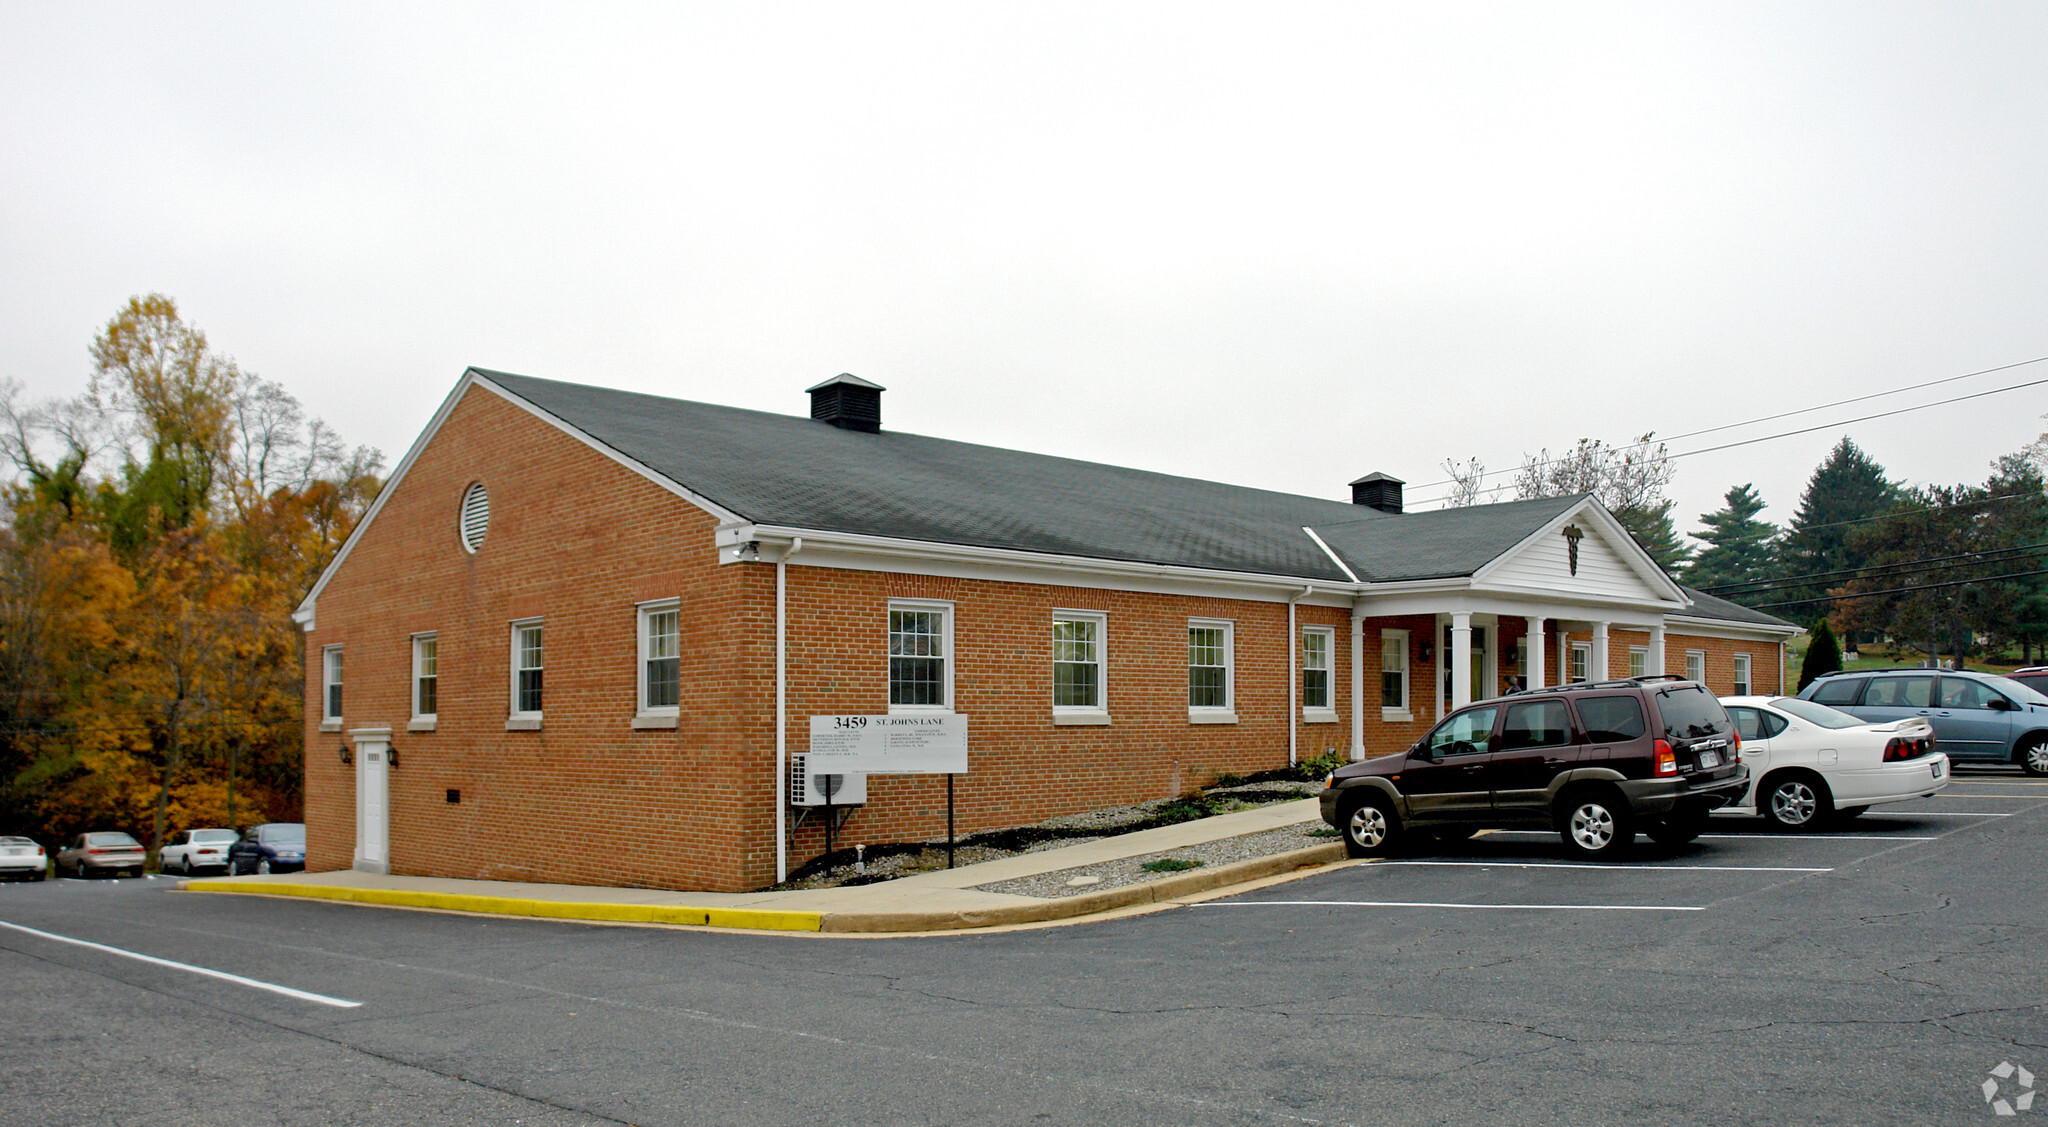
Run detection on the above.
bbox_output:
[1302,709,1340,724]
[505,716,542,731]
[887,706,956,717]
[407,717,436,733]
[1052,710,1111,726]
[632,713,679,730]
[1381,708,1415,724]
[319,719,343,733]
[1188,710,1238,725]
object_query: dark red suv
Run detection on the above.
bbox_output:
[1319,676,1749,859]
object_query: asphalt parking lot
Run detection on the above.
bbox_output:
[1,766,2043,1127]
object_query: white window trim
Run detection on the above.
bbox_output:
[408,633,437,732]
[635,598,681,727]
[1686,650,1707,684]
[1302,625,1337,722]
[1569,641,1592,683]
[320,645,344,731]
[508,618,544,729]
[1188,617,1236,723]
[1627,646,1648,679]
[1732,652,1753,696]
[888,598,955,715]
[1380,628,1411,723]
[1051,609,1109,725]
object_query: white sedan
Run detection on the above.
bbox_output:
[159,828,240,874]
[1721,695,1950,829]
[0,836,46,880]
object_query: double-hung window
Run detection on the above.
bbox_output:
[1628,646,1647,679]
[888,600,952,710]
[510,619,544,726]
[321,646,344,729]
[1381,629,1410,720]
[1302,626,1335,719]
[638,600,680,723]
[1732,653,1752,696]
[1188,619,1234,721]
[411,634,437,728]
[1570,641,1591,683]
[1052,611,1107,722]
[1685,650,1706,684]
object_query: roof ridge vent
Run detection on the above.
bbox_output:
[1350,472,1404,514]
[807,373,885,433]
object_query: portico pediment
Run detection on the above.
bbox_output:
[1470,500,1686,609]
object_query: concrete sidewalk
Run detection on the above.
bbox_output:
[180,799,1347,935]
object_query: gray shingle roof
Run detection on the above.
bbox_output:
[480,369,1596,584]
[1674,585,1800,630]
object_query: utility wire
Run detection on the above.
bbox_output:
[1698,540,2048,595]
[1410,371,2048,510]
[1408,354,2048,494]
[1752,566,2048,610]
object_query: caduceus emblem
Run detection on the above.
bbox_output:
[1563,525,1583,576]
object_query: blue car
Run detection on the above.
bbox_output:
[1799,669,2048,776]
[228,823,307,875]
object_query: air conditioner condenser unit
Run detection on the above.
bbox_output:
[789,754,867,806]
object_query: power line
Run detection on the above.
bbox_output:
[1751,566,2048,610]
[1412,372,2048,510]
[1699,540,2048,596]
[1409,354,2048,495]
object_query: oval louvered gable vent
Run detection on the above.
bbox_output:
[459,482,490,553]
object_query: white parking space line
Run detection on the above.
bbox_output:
[1695,833,1936,841]
[1197,901,1705,912]
[0,920,362,1008]
[1371,861,1830,872]
[1863,811,2010,817]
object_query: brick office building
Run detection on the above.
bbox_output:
[295,369,1797,892]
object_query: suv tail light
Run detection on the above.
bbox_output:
[1654,738,1678,777]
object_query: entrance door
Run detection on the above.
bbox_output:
[355,736,390,872]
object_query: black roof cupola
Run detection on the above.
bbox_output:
[807,373,885,433]
[1350,472,1404,514]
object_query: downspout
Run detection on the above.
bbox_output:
[1288,585,1313,767]
[775,537,804,884]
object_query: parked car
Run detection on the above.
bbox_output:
[1799,668,2048,776]
[227,823,307,875]
[159,828,240,875]
[0,836,47,881]
[2005,666,2048,697]
[1319,675,1749,859]
[57,832,146,878]
[1721,695,1949,828]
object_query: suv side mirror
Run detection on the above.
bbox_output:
[1989,697,2018,712]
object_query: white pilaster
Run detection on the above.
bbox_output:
[1451,612,1473,710]
[1649,624,1667,676]
[1526,616,1546,688]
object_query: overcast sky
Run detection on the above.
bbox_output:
[4,2,2046,542]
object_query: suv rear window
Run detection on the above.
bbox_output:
[1655,685,1731,740]
[1575,695,1646,742]
[1808,676,1865,705]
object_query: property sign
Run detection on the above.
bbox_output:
[806,714,968,774]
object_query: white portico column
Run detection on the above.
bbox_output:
[1649,624,1667,676]
[1525,616,1547,688]
[1591,622,1610,682]
[1451,612,1474,709]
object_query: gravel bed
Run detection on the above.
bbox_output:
[972,821,1338,900]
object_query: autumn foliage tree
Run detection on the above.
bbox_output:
[0,295,380,854]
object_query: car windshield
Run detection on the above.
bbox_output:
[192,830,238,843]
[86,833,138,846]
[1768,697,1866,729]
[1979,674,2048,706]
[259,825,306,844]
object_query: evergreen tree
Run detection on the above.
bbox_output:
[1778,437,1897,613]
[1687,484,1777,604]
[1799,619,1842,690]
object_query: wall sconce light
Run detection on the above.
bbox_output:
[386,745,400,769]
[338,744,353,766]
[1417,640,1434,663]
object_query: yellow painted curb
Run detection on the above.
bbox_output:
[181,880,822,932]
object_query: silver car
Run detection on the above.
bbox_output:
[57,832,146,878]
